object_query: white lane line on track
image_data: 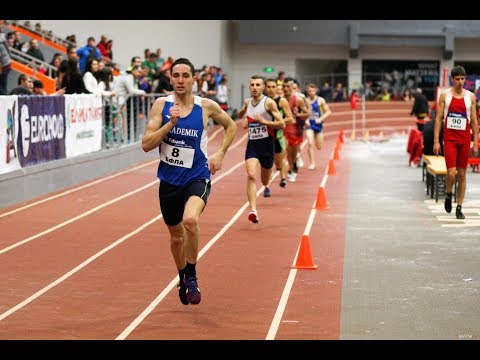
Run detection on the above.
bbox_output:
[0,159,247,323]
[115,140,313,340]
[0,126,226,219]
[116,165,279,340]
[116,138,312,340]
[0,159,159,219]
[0,133,248,256]
[266,142,336,340]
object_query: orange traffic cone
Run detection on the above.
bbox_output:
[315,186,329,210]
[336,138,342,151]
[333,146,340,160]
[328,159,336,175]
[292,235,318,270]
[339,129,344,143]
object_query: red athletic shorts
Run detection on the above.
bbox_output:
[444,140,470,169]
[284,123,303,146]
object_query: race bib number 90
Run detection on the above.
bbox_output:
[160,143,194,168]
[446,113,467,130]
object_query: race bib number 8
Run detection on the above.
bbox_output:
[446,115,467,130]
[160,143,194,168]
[248,125,268,140]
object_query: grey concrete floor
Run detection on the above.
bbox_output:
[340,135,480,340]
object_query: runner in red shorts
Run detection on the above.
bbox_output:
[282,80,309,182]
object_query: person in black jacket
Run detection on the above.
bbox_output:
[410,88,429,131]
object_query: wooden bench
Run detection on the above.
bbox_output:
[422,155,443,183]
[424,155,457,202]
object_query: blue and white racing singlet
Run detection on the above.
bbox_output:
[157,95,210,186]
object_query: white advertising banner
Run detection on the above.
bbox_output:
[65,94,103,158]
[0,96,21,175]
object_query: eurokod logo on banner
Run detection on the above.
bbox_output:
[16,96,66,168]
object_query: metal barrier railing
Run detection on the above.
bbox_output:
[101,93,166,149]
[9,47,58,79]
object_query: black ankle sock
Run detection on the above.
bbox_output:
[446,192,452,199]
[178,265,186,283]
[185,261,196,277]
[456,205,462,211]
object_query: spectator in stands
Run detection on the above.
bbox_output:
[143,48,150,63]
[49,53,63,79]
[34,23,42,34]
[107,40,113,60]
[0,30,12,95]
[97,67,116,147]
[142,52,157,80]
[318,81,332,102]
[32,79,66,96]
[9,73,33,95]
[205,73,218,101]
[12,31,22,51]
[66,45,78,60]
[402,89,414,101]
[410,87,429,131]
[215,67,223,87]
[378,88,391,101]
[83,58,101,94]
[154,68,173,95]
[216,75,229,112]
[126,56,142,74]
[6,32,15,49]
[97,67,116,96]
[76,36,101,74]
[209,66,220,88]
[191,69,200,95]
[333,82,347,102]
[96,35,111,60]
[57,46,78,90]
[33,79,46,95]
[363,80,376,101]
[160,56,174,72]
[66,35,77,46]
[138,64,153,93]
[45,30,55,42]
[97,59,106,72]
[198,72,208,97]
[26,39,45,62]
[199,65,210,77]
[114,65,146,142]
[61,57,91,94]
